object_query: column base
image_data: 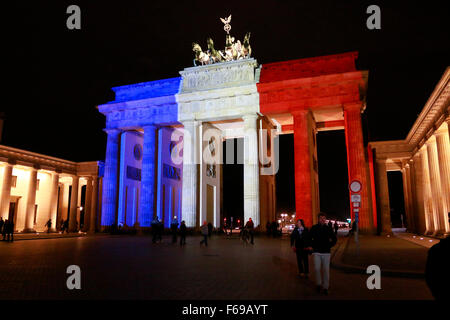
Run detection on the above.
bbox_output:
[22,228,36,233]
[432,230,445,237]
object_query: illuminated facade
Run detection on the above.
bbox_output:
[0,145,103,233]
[98,51,375,232]
[370,67,450,237]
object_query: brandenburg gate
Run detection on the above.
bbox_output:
[97,18,376,233]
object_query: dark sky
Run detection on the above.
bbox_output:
[5,1,449,220]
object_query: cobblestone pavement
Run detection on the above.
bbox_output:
[0,234,433,300]
[342,234,429,273]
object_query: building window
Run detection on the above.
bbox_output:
[33,204,38,225]
[11,176,17,188]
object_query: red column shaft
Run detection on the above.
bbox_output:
[344,104,373,232]
[293,110,313,227]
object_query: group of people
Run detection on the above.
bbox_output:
[266,220,281,237]
[290,213,337,295]
[151,216,188,246]
[0,217,14,241]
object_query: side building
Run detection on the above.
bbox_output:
[0,145,104,233]
[370,67,450,237]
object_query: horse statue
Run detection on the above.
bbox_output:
[206,38,223,63]
[192,42,211,66]
[242,32,251,58]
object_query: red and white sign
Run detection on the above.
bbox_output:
[349,180,362,193]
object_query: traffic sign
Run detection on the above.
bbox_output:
[350,180,362,193]
[351,194,361,202]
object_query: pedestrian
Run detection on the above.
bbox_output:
[200,221,208,246]
[45,219,52,233]
[270,221,276,237]
[229,217,234,236]
[266,221,271,237]
[290,219,311,278]
[0,217,4,235]
[151,217,160,243]
[63,219,69,233]
[245,217,255,244]
[425,212,450,300]
[310,212,337,295]
[7,219,14,242]
[207,222,213,238]
[2,219,8,241]
[348,220,357,237]
[333,221,339,236]
[328,220,333,229]
[179,220,187,246]
[171,216,179,244]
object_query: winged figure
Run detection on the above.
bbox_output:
[220,14,232,25]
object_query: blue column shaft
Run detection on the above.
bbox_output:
[101,129,120,227]
[139,125,157,227]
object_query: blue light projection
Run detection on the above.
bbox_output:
[110,77,182,103]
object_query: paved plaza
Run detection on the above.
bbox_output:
[0,234,433,300]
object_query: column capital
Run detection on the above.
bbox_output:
[181,120,200,127]
[103,128,121,136]
[291,109,310,117]
[425,135,437,144]
[242,113,259,121]
[343,102,363,112]
[434,123,449,136]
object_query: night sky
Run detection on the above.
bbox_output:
[5,1,449,222]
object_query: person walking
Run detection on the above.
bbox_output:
[290,219,311,278]
[200,221,209,246]
[207,222,213,238]
[6,219,14,242]
[64,219,69,233]
[45,219,52,233]
[245,217,255,244]
[151,217,160,243]
[310,212,337,295]
[171,216,179,244]
[0,217,4,235]
[2,219,8,241]
[425,212,450,300]
[333,221,339,236]
[179,220,187,246]
[266,221,271,237]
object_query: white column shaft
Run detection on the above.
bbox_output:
[243,114,260,227]
[181,121,199,227]
[0,164,13,219]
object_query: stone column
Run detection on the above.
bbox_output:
[243,114,260,227]
[293,110,313,227]
[344,104,373,233]
[406,160,417,233]
[139,125,157,228]
[426,138,444,236]
[401,167,409,228]
[84,176,93,232]
[69,175,79,232]
[89,177,98,233]
[0,163,13,219]
[101,129,121,228]
[412,153,426,234]
[23,167,38,232]
[56,183,64,230]
[181,120,199,227]
[435,124,450,234]
[48,172,59,232]
[375,158,392,235]
[420,147,435,234]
